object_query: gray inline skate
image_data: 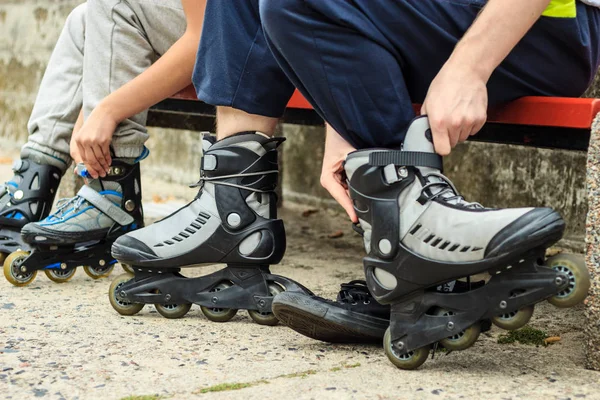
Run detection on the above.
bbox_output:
[343,116,589,369]
[109,132,311,324]
[4,159,143,286]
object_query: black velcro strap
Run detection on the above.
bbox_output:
[368,151,443,170]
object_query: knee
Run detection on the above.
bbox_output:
[65,3,86,29]
[259,0,298,44]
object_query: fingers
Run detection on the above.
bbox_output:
[321,173,358,223]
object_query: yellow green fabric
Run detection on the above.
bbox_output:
[542,0,577,18]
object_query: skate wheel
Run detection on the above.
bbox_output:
[248,283,283,326]
[547,254,590,308]
[3,251,36,287]
[121,264,135,274]
[435,309,481,351]
[83,264,115,280]
[155,303,192,319]
[44,268,76,283]
[109,273,144,316]
[492,305,534,331]
[383,328,430,370]
[200,282,238,323]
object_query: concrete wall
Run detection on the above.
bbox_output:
[0,1,593,249]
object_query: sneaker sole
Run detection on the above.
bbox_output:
[272,292,388,344]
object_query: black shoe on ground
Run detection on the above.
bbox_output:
[273,279,491,344]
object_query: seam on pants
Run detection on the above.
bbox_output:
[108,1,125,96]
[301,0,348,136]
[231,25,263,106]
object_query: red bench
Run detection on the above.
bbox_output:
[148,87,600,152]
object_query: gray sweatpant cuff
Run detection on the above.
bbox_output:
[21,142,71,172]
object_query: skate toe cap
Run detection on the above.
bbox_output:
[486,208,565,258]
[112,235,158,263]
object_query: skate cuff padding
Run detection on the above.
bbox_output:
[369,151,442,170]
[77,186,134,226]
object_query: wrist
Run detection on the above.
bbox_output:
[447,40,495,83]
[96,98,123,124]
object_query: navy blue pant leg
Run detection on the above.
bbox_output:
[260,0,600,149]
[193,0,295,118]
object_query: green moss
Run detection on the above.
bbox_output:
[330,362,361,372]
[120,396,164,400]
[276,370,317,379]
[195,381,269,394]
[497,326,549,346]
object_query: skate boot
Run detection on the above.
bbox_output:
[272,279,488,344]
[3,159,143,286]
[344,116,590,369]
[109,132,311,324]
[0,157,62,265]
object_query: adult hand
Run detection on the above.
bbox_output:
[71,104,116,178]
[421,62,488,156]
[321,125,358,223]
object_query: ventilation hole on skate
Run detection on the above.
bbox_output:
[460,246,471,252]
[423,234,435,244]
[155,243,164,248]
[134,179,140,195]
[165,240,174,245]
[30,202,38,215]
[409,224,422,235]
[449,244,460,252]
[185,227,196,234]
[472,247,483,252]
[179,232,189,238]
[431,238,442,247]
[172,236,182,242]
[199,212,211,220]
[191,222,202,230]
[195,216,207,224]
[31,174,40,190]
[439,241,451,250]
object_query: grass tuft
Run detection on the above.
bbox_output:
[497,326,549,346]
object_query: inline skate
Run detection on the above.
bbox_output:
[109,132,312,325]
[342,116,590,369]
[1,154,63,282]
[3,159,143,286]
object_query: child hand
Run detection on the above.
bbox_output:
[71,106,115,179]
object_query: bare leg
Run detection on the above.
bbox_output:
[216,107,279,140]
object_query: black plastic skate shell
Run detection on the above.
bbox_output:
[115,264,313,314]
[0,160,62,256]
[385,248,570,355]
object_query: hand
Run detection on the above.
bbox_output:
[320,125,358,223]
[421,61,488,156]
[71,104,116,178]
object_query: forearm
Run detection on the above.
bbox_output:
[448,0,551,81]
[98,32,200,123]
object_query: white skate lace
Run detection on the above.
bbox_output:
[46,196,86,221]
[421,172,483,209]
[190,170,279,193]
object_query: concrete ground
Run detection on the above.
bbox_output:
[1,152,599,400]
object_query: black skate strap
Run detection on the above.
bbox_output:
[77,185,134,226]
[369,151,442,170]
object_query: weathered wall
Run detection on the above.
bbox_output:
[0,1,593,249]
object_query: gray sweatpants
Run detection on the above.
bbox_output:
[24,0,186,166]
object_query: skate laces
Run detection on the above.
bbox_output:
[421,172,482,209]
[46,196,87,221]
[337,280,374,305]
[190,170,279,194]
